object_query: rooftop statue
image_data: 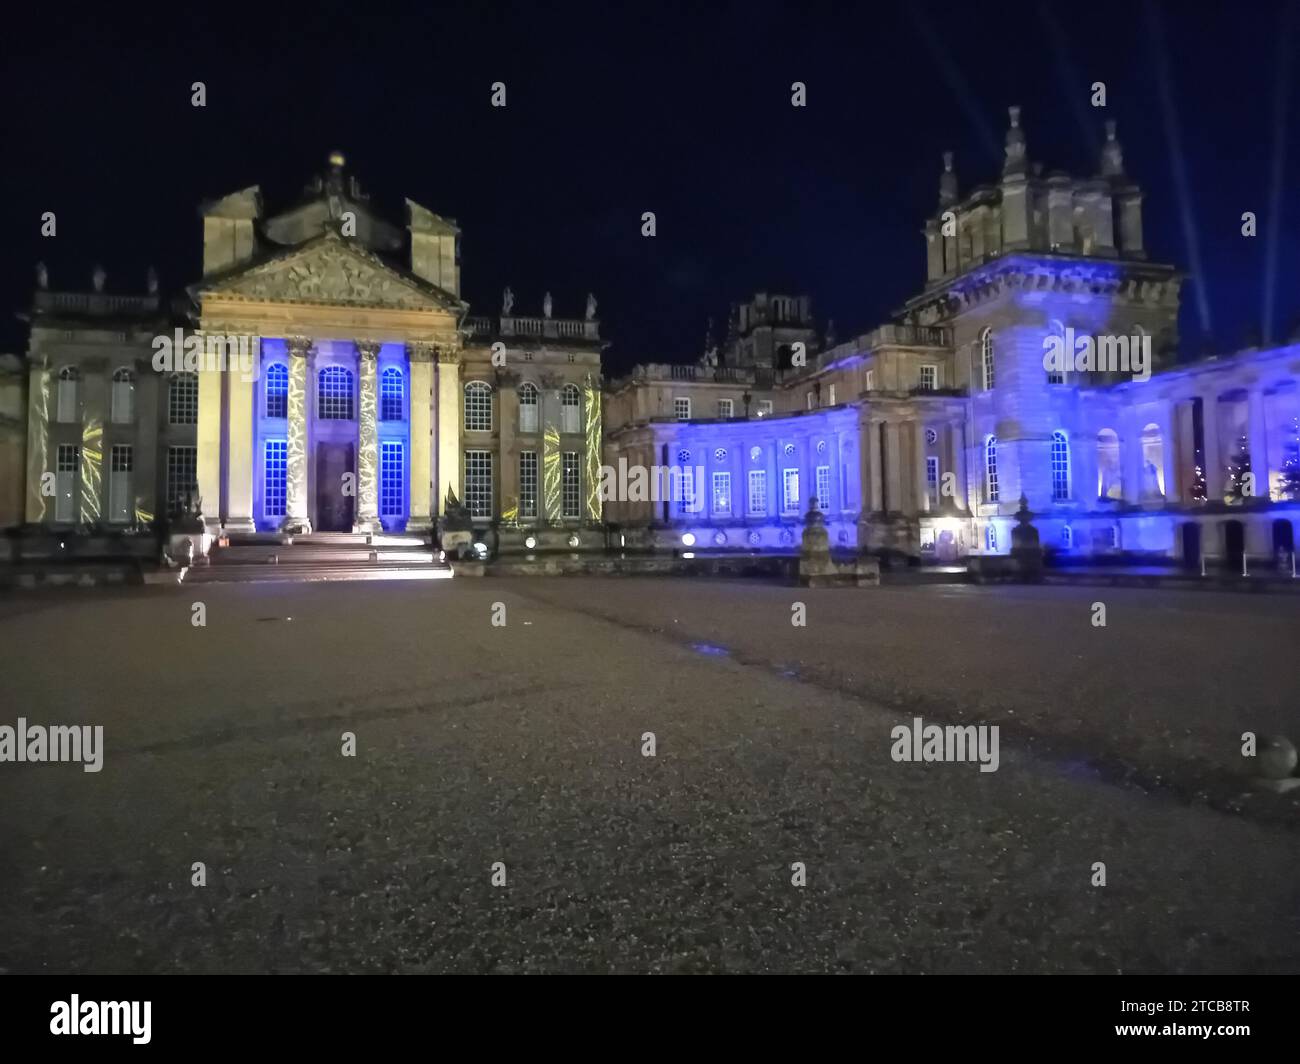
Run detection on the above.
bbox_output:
[502,286,515,316]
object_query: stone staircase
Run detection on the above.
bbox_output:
[183,531,452,584]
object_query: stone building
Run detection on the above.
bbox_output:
[603,109,1300,568]
[16,154,604,550]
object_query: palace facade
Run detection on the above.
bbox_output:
[7,113,1300,569]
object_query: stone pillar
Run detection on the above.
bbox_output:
[407,343,434,531]
[884,421,903,513]
[435,348,461,514]
[196,352,223,532]
[24,360,50,523]
[949,421,967,511]
[913,420,930,513]
[224,338,257,532]
[499,373,519,522]
[1201,393,1222,501]
[283,337,313,533]
[354,341,381,533]
[864,418,883,512]
[1248,387,1270,501]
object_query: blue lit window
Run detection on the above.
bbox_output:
[1051,430,1071,501]
[380,441,403,518]
[985,436,999,503]
[986,523,998,552]
[1061,525,1073,548]
[265,363,288,419]
[318,367,355,420]
[264,440,287,518]
[981,328,995,390]
[380,367,404,422]
[816,464,831,511]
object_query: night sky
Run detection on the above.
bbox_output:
[3,1,1296,374]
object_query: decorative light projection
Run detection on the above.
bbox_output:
[284,340,310,530]
[583,374,602,521]
[79,418,102,523]
[26,368,50,521]
[356,344,380,529]
[542,424,562,521]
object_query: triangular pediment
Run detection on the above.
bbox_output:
[200,234,463,313]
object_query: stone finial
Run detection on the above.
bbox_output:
[939,150,958,206]
[35,261,48,290]
[1003,105,1027,177]
[1101,119,1125,177]
[146,267,159,295]
[92,264,106,293]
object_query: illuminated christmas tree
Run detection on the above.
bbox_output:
[1223,432,1251,503]
[1279,413,1300,501]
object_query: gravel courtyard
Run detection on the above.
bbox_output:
[0,577,1297,973]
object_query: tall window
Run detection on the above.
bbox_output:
[758,400,773,417]
[55,443,79,522]
[748,469,767,515]
[109,444,133,523]
[782,468,800,513]
[562,451,580,518]
[167,445,198,514]
[380,367,404,422]
[673,464,697,514]
[168,372,198,425]
[57,366,79,424]
[519,451,538,519]
[806,391,814,410]
[828,384,837,406]
[318,367,355,420]
[518,382,539,434]
[1046,320,1065,385]
[1141,423,1165,498]
[984,435,999,503]
[111,368,134,424]
[464,381,492,431]
[380,441,403,518]
[265,363,288,419]
[1050,430,1071,501]
[816,465,831,511]
[1061,525,1073,549]
[985,523,998,552]
[674,397,691,421]
[926,455,940,507]
[919,364,938,391]
[865,369,875,391]
[264,440,287,518]
[717,398,734,418]
[1097,429,1122,499]
[980,328,995,390]
[712,471,731,516]
[464,449,493,517]
[560,384,581,434]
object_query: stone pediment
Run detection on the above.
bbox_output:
[203,236,460,313]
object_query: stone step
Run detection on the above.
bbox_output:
[210,546,436,566]
[184,562,452,584]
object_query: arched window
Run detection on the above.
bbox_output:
[169,372,198,425]
[985,523,998,552]
[318,367,355,420]
[984,435,999,503]
[1046,320,1066,385]
[1050,430,1071,501]
[560,383,581,434]
[57,366,79,423]
[1141,422,1165,498]
[380,366,404,422]
[1097,428,1122,499]
[518,382,539,434]
[1061,525,1073,549]
[264,363,288,419]
[980,328,995,390]
[464,380,492,431]
[111,367,135,424]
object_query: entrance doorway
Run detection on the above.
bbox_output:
[1272,518,1295,557]
[316,442,356,532]
[1223,520,1245,571]
[1180,522,1201,571]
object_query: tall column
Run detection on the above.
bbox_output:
[866,418,883,512]
[949,422,967,511]
[435,348,461,514]
[354,341,380,533]
[225,338,257,532]
[1158,400,1179,502]
[196,348,223,532]
[884,421,903,513]
[1248,387,1270,501]
[913,420,930,513]
[1201,393,1222,501]
[407,343,433,531]
[283,337,313,533]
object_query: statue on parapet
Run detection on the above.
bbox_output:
[502,286,514,316]
[585,292,597,321]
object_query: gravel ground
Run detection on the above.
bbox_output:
[0,578,1297,973]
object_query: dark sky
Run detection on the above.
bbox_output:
[3,0,1297,374]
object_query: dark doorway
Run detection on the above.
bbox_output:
[316,443,356,532]
[1180,522,1201,570]
[1223,520,1245,571]
[1272,518,1295,556]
